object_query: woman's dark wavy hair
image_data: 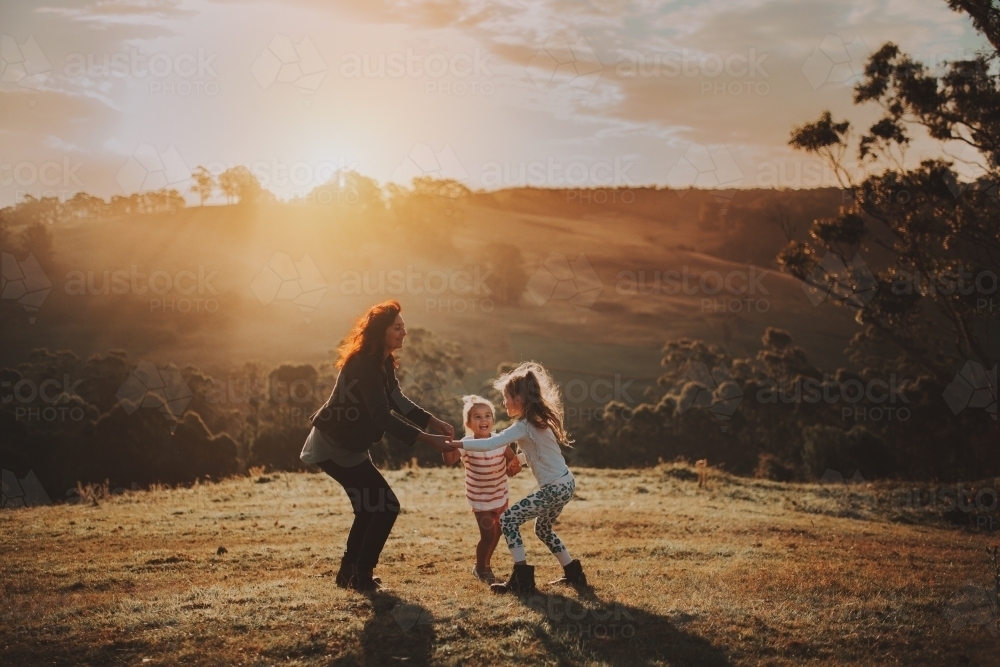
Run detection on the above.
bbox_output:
[495,362,572,446]
[336,300,402,369]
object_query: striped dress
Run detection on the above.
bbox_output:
[461,443,509,511]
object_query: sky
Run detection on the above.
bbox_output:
[0,0,991,206]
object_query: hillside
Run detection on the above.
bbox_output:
[2,464,997,666]
[1,187,861,385]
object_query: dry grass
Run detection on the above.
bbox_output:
[2,464,997,666]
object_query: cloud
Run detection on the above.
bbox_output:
[4,0,990,200]
[38,0,195,24]
[204,0,490,30]
[310,0,984,143]
[0,88,124,201]
[0,88,118,146]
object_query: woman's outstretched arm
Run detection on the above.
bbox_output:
[387,367,453,437]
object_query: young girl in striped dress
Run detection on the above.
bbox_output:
[457,362,587,594]
[443,395,521,583]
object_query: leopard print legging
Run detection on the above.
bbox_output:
[499,474,576,557]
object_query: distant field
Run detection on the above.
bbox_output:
[1,191,860,385]
[2,463,997,666]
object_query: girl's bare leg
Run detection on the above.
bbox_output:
[484,503,507,566]
[473,510,497,573]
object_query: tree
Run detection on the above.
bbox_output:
[218,166,263,205]
[778,0,999,383]
[63,192,106,219]
[190,166,215,206]
[304,170,385,210]
[248,363,321,471]
[485,244,530,305]
[22,221,54,269]
[383,177,470,258]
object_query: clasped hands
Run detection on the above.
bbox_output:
[419,416,462,453]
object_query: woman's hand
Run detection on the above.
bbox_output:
[417,431,456,453]
[428,416,455,438]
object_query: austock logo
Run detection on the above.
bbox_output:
[397,359,451,406]
[525,252,603,323]
[817,469,877,511]
[671,361,744,432]
[391,603,436,632]
[801,252,877,311]
[666,143,744,213]
[116,360,193,433]
[1,252,52,323]
[527,35,602,91]
[524,594,636,639]
[392,144,468,189]
[3,373,87,423]
[940,143,997,200]
[944,581,998,636]
[63,264,220,315]
[251,35,327,95]
[1,34,51,90]
[337,46,494,98]
[941,171,1000,201]
[250,252,328,322]
[756,374,911,423]
[801,35,868,90]
[1,469,51,509]
[561,374,637,424]
[943,361,997,420]
[615,265,771,315]
[116,143,191,193]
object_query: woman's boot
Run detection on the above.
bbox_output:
[336,557,380,589]
[335,557,354,588]
[348,567,384,593]
[548,559,587,586]
[490,563,536,594]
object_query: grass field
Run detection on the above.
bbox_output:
[2,463,998,666]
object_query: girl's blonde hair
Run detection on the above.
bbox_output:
[494,362,572,446]
[461,394,495,437]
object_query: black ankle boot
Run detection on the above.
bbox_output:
[549,559,587,586]
[335,557,354,588]
[348,567,384,593]
[491,563,536,594]
[336,557,380,589]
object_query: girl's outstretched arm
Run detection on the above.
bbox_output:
[459,420,528,452]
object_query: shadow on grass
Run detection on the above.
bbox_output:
[333,591,436,667]
[514,587,732,666]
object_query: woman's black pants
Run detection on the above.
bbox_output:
[316,458,400,571]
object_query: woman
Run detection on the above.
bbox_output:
[301,300,456,592]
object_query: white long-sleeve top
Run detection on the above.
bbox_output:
[461,420,571,487]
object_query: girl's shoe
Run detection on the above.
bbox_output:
[548,559,587,586]
[473,566,496,583]
[491,563,535,594]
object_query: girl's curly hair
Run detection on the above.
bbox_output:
[494,362,572,446]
